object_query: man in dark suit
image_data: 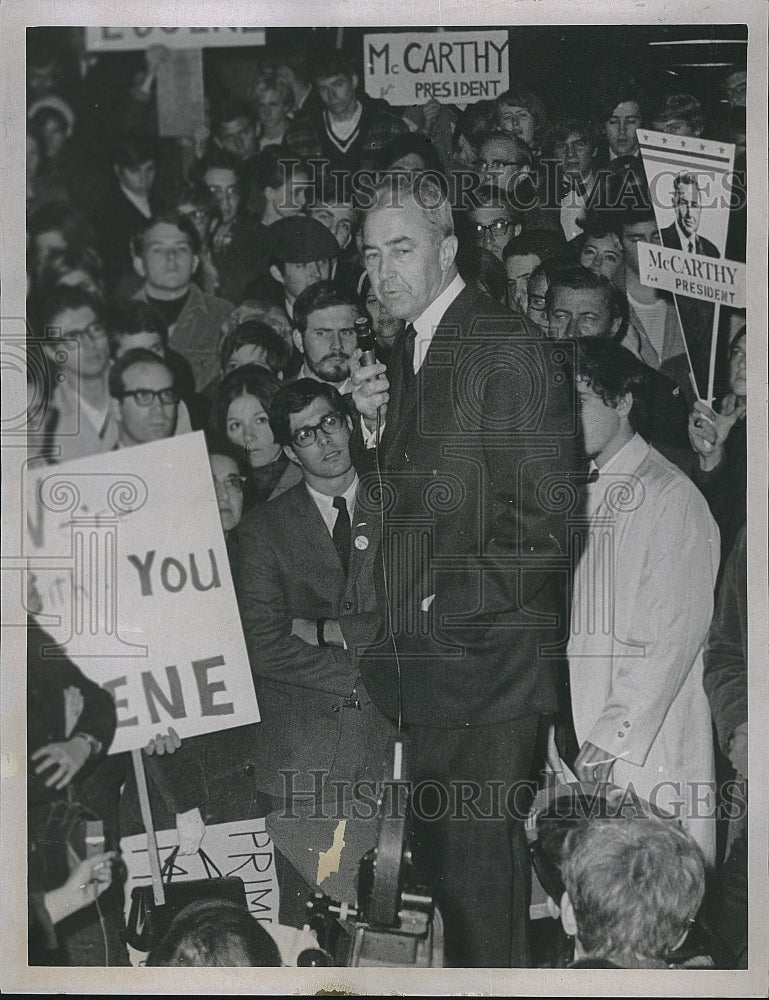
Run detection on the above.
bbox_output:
[350,174,581,967]
[236,379,396,920]
[660,173,720,257]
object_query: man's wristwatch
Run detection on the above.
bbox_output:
[72,732,102,757]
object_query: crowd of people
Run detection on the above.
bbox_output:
[24,26,749,970]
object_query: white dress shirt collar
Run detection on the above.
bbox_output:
[305,474,358,536]
[411,272,466,372]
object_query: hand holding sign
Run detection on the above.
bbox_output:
[144,726,182,756]
[688,397,746,471]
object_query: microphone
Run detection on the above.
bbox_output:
[354,315,377,367]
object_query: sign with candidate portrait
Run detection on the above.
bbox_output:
[24,432,260,754]
[363,30,509,106]
[638,130,747,401]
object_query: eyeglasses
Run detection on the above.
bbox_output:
[118,387,179,407]
[214,474,247,494]
[178,208,209,223]
[58,320,107,342]
[291,411,345,448]
[476,159,524,172]
[473,219,513,238]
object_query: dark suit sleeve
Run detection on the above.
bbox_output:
[432,337,581,640]
[237,517,362,697]
[703,526,747,754]
[45,643,118,757]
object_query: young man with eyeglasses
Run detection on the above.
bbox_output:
[32,286,117,463]
[474,131,562,233]
[466,183,524,263]
[108,347,180,448]
[235,378,396,926]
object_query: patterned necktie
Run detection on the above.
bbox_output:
[332,496,351,576]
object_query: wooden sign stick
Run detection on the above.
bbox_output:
[131,748,165,906]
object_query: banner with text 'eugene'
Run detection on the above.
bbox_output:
[24,432,259,753]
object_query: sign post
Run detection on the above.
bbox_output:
[84,27,266,140]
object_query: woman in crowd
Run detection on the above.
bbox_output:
[687,325,747,569]
[574,218,626,289]
[209,365,302,512]
[37,246,108,302]
[27,201,99,292]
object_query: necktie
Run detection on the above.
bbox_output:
[688,239,694,254]
[587,467,599,484]
[332,496,351,576]
[402,323,417,396]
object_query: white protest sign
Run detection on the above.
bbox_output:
[85,27,266,52]
[638,243,746,308]
[121,817,279,958]
[364,31,509,106]
[24,432,259,753]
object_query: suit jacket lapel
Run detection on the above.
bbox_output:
[293,484,346,579]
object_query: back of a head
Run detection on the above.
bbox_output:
[561,817,705,963]
[147,899,282,967]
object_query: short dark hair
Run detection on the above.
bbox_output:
[130,212,201,258]
[269,378,346,446]
[219,320,291,375]
[311,52,358,84]
[108,301,169,356]
[111,133,158,169]
[28,201,98,261]
[205,432,247,470]
[375,132,448,176]
[575,336,650,430]
[502,229,566,264]
[293,281,360,336]
[471,183,523,223]
[545,114,598,153]
[213,99,255,133]
[195,148,243,185]
[562,817,705,961]
[147,899,281,967]
[475,129,533,170]
[673,171,701,191]
[209,365,283,443]
[34,284,105,338]
[108,347,176,399]
[545,265,624,326]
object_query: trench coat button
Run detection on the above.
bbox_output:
[344,600,352,611]
[333,705,340,713]
[245,764,254,777]
[617,731,625,738]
